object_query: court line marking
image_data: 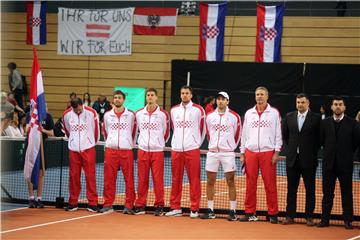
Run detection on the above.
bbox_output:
[1,213,106,234]
[345,235,360,240]
[0,207,29,213]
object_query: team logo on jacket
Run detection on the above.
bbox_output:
[141,122,160,131]
[214,124,231,132]
[71,123,88,132]
[250,120,271,128]
[110,122,129,130]
[175,120,194,128]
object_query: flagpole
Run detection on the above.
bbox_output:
[40,132,45,175]
[187,71,190,86]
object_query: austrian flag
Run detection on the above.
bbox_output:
[26,1,47,45]
[133,8,178,35]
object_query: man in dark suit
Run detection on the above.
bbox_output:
[282,94,321,226]
[318,96,360,230]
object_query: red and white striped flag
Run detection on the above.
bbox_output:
[133,8,178,35]
[86,24,111,39]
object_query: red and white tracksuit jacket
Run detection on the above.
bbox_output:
[206,107,241,153]
[241,104,283,215]
[170,101,205,211]
[135,105,170,208]
[62,106,100,206]
[102,108,137,208]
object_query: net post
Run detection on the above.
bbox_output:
[55,138,64,208]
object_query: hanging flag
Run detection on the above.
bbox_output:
[26,1,47,45]
[255,4,284,63]
[198,2,227,61]
[133,8,178,35]
[24,48,47,189]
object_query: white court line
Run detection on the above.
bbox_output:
[1,207,29,213]
[1,213,106,234]
[345,235,360,240]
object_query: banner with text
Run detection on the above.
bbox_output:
[58,7,134,55]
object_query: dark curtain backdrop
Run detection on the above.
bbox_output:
[171,60,360,118]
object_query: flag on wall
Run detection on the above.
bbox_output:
[198,2,227,61]
[24,48,47,189]
[133,8,178,35]
[26,1,47,45]
[255,4,284,63]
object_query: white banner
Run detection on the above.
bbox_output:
[58,7,134,55]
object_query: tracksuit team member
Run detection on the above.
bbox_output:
[134,88,170,216]
[100,90,137,214]
[166,86,206,218]
[200,92,241,221]
[239,86,283,224]
[62,98,100,212]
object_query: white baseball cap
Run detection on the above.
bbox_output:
[217,91,229,100]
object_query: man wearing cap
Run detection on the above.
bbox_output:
[200,92,241,221]
[239,86,282,224]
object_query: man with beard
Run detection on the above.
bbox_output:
[318,96,360,229]
[100,90,137,214]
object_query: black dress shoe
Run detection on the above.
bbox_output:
[317,221,329,228]
[344,221,353,230]
[269,215,279,224]
[282,217,295,225]
[306,218,315,227]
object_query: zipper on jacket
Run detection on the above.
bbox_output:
[182,106,186,151]
[216,114,223,152]
[257,114,261,152]
[117,114,121,150]
[77,114,81,152]
[148,113,151,152]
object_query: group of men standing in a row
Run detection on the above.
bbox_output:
[62,86,360,229]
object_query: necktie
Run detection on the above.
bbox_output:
[298,114,305,131]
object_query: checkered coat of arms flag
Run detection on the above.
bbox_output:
[255,4,285,63]
[198,2,227,61]
[26,1,47,45]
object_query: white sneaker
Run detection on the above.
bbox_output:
[190,211,199,218]
[165,209,182,217]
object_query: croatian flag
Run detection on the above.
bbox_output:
[24,48,47,189]
[26,1,47,45]
[255,4,284,63]
[198,2,227,61]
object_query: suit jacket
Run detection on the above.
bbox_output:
[283,110,321,169]
[321,115,360,172]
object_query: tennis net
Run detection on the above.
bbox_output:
[1,137,359,225]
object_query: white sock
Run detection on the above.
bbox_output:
[29,196,35,200]
[230,201,237,210]
[37,197,42,201]
[208,200,214,211]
